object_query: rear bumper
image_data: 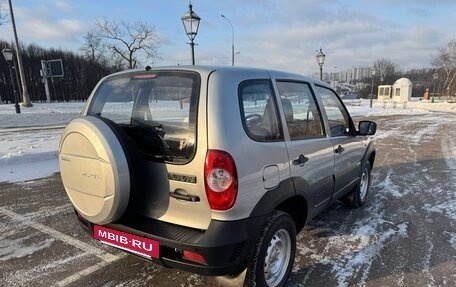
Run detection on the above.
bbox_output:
[75,210,266,276]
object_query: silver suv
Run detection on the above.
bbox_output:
[59,66,376,287]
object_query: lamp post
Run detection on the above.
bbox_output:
[432,72,438,103]
[221,14,238,66]
[2,48,21,113]
[370,68,376,108]
[316,48,325,81]
[181,3,201,65]
[8,0,32,107]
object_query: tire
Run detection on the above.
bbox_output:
[244,211,296,287]
[347,162,371,208]
[59,116,131,225]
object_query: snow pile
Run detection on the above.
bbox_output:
[344,98,456,117]
[0,102,84,182]
[0,100,455,183]
[0,102,85,129]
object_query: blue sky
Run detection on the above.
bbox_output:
[1,0,456,75]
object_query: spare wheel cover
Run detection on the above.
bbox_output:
[59,116,130,225]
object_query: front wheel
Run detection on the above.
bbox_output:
[245,211,296,287]
[348,162,372,208]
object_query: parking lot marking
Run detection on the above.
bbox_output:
[0,207,119,262]
[54,253,128,287]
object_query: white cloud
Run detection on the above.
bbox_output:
[211,0,456,75]
[12,5,87,44]
[52,0,73,13]
[19,18,86,42]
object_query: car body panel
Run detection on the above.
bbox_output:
[206,68,291,221]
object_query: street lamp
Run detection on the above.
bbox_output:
[432,72,438,103]
[370,68,376,108]
[181,2,201,65]
[221,14,239,66]
[2,47,21,113]
[7,0,32,107]
[316,48,326,81]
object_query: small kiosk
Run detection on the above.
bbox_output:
[378,85,392,101]
[377,78,412,102]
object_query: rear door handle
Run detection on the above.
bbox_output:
[335,145,345,154]
[292,154,309,166]
[169,190,200,202]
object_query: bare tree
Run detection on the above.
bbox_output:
[433,39,456,99]
[373,58,400,84]
[92,18,160,69]
[80,31,107,64]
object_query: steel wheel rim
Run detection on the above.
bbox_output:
[264,228,291,287]
[359,167,369,200]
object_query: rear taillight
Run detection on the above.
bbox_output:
[204,150,238,210]
[182,250,207,264]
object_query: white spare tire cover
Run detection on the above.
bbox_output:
[59,116,130,225]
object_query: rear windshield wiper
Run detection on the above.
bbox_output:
[131,119,166,137]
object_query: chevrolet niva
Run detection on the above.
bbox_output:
[59,66,376,287]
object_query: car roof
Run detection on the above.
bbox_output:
[106,65,329,87]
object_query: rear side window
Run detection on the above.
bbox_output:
[276,81,325,140]
[87,71,200,164]
[239,80,282,141]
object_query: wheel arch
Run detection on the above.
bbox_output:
[275,195,308,232]
[249,178,309,233]
[363,141,376,168]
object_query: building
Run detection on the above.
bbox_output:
[378,78,412,102]
[329,66,373,83]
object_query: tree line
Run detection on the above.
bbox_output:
[1,18,159,104]
[0,39,118,103]
[373,40,456,100]
[433,39,456,99]
[356,38,456,100]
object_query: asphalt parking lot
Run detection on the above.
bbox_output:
[1,112,455,287]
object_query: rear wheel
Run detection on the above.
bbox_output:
[245,211,296,287]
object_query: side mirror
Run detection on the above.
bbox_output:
[358,121,377,136]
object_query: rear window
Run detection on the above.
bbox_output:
[87,71,200,164]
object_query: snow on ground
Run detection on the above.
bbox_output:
[0,102,85,183]
[0,99,455,183]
